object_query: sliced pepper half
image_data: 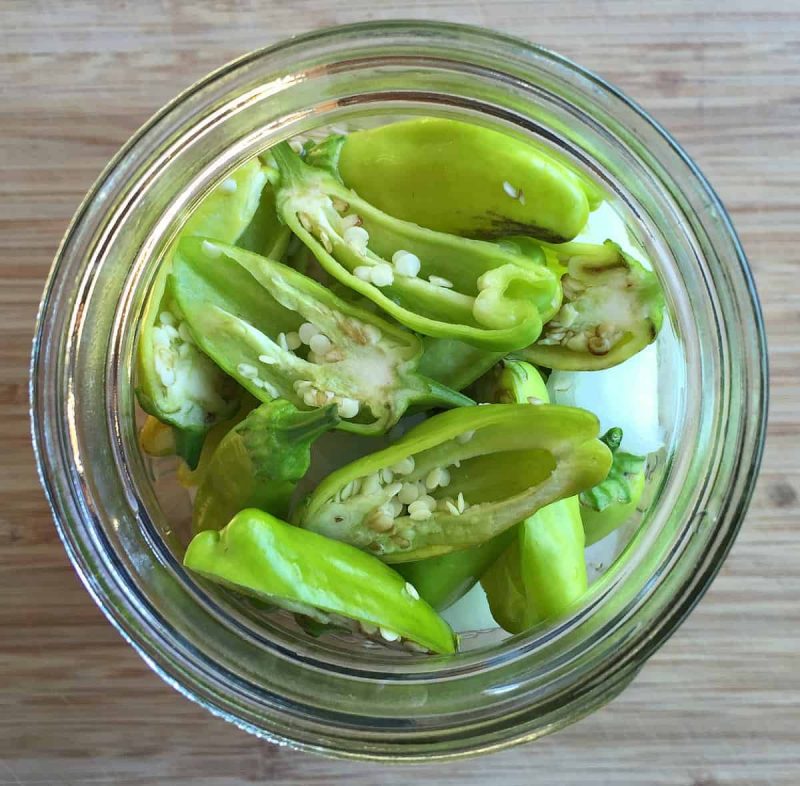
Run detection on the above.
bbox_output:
[307,118,593,242]
[297,403,612,563]
[171,238,471,436]
[271,142,560,352]
[184,509,457,654]
[136,159,269,466]
[515,239,665,370]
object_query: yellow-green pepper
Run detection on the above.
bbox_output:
[270,142,560,351]
[507,238,665,371]
[184,509,456,654]
[307,118,593,241]
[480,362,589,633]
[171,238,471,436]
[297,403,611,563]
[136,160,270,466]
[193,400,339,533]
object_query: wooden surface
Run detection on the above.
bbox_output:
[1,1,798,783]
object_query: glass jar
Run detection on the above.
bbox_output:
[30,21,767,760]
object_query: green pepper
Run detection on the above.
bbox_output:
[580,427,647,545]
[306,118,592,242]
[136,159,269,467]
[511,239,665,371]
[193,400,339,532]
[171,238,471,436]
[297,403,612,563]
[270,142,560,351]
[480,362,588,633]
[395,361,544,609]
[184,508,456,654]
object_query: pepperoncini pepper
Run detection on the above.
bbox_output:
[270,142,560,352]
[306,118,594,242]
[296,403,612,563]
[136,159,270,467]
[480,362,589,633]
[171,238,472,436]
[193,400,339,533]
[508,238,665,371]
[184,509,457,654]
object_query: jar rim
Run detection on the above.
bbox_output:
[31,20,767,760]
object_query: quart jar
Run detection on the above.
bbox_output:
[30,21,767,760]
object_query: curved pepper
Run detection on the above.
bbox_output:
[480,362,588,633]
[270,142,560,351]
[306,118,592,241]
[512,239,665,371]
[193,400,339,533]
[297,403,612,563]
[171,238,472,436]
[580,427,647,545]
[184,509,456,654]
[136,159,269,467]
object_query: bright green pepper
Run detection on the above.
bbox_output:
[136,159,269,466]
[395,361,544,609]
[510,239,665,371]
[307,118,592,242]
[580,427,647,545]
[193,400,339,533]
[270,142,560,351]
[184,509,456,654]
[480,362,588,633]
[171,238,471,436]
[297,403,612,563]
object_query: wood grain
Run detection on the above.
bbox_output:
[1,1,798,783]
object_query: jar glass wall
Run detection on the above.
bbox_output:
[31,21,767,760]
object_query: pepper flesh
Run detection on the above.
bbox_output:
[307,118,592,242]
[271,142,560,351]
[480,362,589,632]
[171,238,471,436]
[513,239,665,371]
[193,400,339,532]
[580,427,647,545]
[136,159,269,466]
[297,403,612,563]
[184,509,457,654]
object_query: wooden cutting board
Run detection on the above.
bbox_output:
[1,2,797,783]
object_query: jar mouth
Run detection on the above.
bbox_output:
[31,20,767,760]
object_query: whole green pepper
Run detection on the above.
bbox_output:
[193,400,339,532]
[136,159,269,466]
[580,427,647,545]
[270,142,561,351]
[509,239,665,371]
[171,238,471,435]
[184,509,456,654]
[307,118,592,242]
[297,403,612,563]
[480,362,588,633]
